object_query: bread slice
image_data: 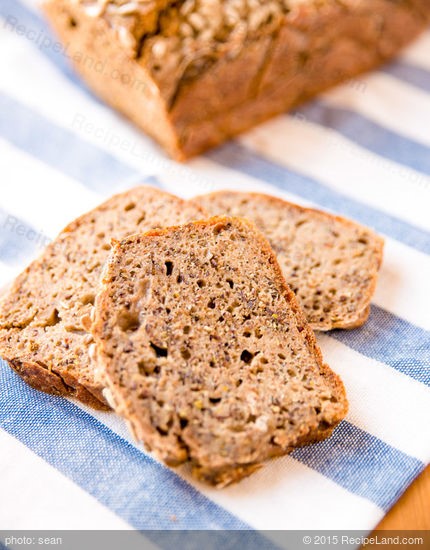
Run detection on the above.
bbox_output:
[0,186,206,409]
[92,216,348,486]
[43,0,430,159]
[191,191,384,331]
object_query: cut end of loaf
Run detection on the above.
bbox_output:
[43,0,430,158]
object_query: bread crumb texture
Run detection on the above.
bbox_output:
[92,216,348,486]
[192,191,384,330]
[0,186,206,408]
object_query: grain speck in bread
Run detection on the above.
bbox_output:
[191,191,384,331]
[92,216,348,486]
[0,186,206,409]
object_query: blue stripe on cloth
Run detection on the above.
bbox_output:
[206,142,430,255]
[383,61,430,94]
[0,92,141,193]
[1,360,425,517]
[0,361,280,548]
[330,305,430,387]
[0,209,48,265]
[291,421,424,512]
[295,102,430,176]
[0,176,158,267]
[0,0,99,101]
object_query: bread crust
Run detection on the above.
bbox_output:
[92,216,348,486]
[43,0,430,159]
[191,191,384,331]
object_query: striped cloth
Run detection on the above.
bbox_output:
[0,0,429,541]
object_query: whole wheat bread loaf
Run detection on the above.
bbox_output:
[43,0,430,159]
[92,216,348,485]
[0,186,205,409]
[191,191,384,331]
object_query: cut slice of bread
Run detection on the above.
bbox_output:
[92,216,348,486]
[0,186,206,409]
[191,192,384,331]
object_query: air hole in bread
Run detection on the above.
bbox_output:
[118,311,140,332]
[181,348,191,360]
[45,308,61,327]
[240,350,254,364]
[227,301,240,313]
[80,293,95,306]
[183,325,191,335]
[165,261,173,276]
[137,360,159,376]
[213,223,225,235]
[209,397,222,404]
[124,202,136,212]
[207,298,216,309]
[243,331,251,338]
[177,275,183,283]
[137,360,146,375]
[226,279,234,289]
[68,16,77,28]
[197,279,206,288]
[150,342,168,357]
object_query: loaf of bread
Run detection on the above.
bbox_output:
[0,186,205,409]
[43,0,430,159]
[92,216,348,486]
[191,191,384,331]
